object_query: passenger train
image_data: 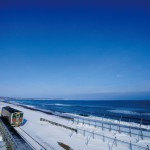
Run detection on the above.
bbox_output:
[1,106,24,126]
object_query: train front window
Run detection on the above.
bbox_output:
[16,113,20,117]
[13,114,16,118]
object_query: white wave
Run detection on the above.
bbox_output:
[143,113,150,116]
[108,110,139,115]
[25,105,36,108]
[44,103,72,107]
[108,109,150,116]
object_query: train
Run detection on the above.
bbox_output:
[1,106,24,126]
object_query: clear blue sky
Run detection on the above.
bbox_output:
[0,1,150,99]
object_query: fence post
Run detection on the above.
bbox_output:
[140,118,143,140]
[101,114,105,131]
[89,120,90,126]
[147,145,149,150]
[119,116,122,133]
[103,134,105,142]
[129,126,132,137]
[137,130,140,142]
[140,129,143,140]
[129,119,132,137]
[119,116,122,123]
[102,114,105,122]
[109,124,111,131]
[118,124,120,133]
[140,118,143,127]
[115,137,117,147]
[130,141,132,150]
[92,130,94,139]
[108,142,111,150]
[102,122,103,131]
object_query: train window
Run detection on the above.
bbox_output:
[13,114,16,118]
[16,114,19,117]
[20,113,23,117]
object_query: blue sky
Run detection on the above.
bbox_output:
[0,1,150,99]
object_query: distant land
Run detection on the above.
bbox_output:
[0,96,65,100]
[1,91,150,101]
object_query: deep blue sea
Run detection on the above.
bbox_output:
[5,100,150,124]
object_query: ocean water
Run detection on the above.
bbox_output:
[5,100,150,124]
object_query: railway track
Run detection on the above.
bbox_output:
[14,127,47,150]
[0,117,32,150]
[1,117,56,150]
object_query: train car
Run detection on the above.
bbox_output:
[1,106,23,126]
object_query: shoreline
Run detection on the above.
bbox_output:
[2,100,150,126]
[1,101,74,120]
[1,100,150,130]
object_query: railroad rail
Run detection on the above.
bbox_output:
[0,123,57,150]
[14,127,46,150]
[0,117,32,150]
[15,127,57,150]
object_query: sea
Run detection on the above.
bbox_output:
[5,100,150,125]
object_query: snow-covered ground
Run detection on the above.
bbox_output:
[0,102,150,150]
